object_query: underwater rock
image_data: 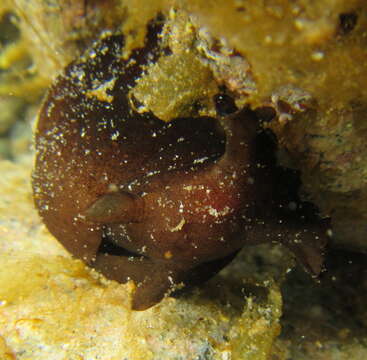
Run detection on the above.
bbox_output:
[0,97,24,135]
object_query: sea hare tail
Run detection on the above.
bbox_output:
[246,219,330,277]
[282,221,330,276]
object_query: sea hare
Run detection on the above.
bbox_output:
[32,21,329,310]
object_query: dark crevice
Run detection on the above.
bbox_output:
[214,93,238,116]
[338,12,358,35]
[98,233,143,258]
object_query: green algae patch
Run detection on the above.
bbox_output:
[131,11,218,121]
[131,51,218,121]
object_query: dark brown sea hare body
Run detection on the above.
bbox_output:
[32,22,328,310]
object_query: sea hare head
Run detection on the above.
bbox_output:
[32,20,328,310]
